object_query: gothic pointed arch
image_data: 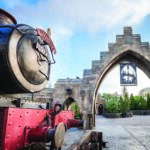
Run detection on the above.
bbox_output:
[94,49,150,99]
[91,27,150,116]
[63,97,75,110]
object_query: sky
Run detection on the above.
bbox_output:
[1,0,150,95]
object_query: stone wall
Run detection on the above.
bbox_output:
[53,26,150,114]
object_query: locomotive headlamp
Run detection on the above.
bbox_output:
[0,9,56,93]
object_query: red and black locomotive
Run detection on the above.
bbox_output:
[0,9,83,150]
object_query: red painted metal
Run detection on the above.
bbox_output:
[36,28,56,54]
[0,106,83,149]
[67,119,83,129]
[0,107,53,150]
[53,110,74,128]
[28,127,49,142]
[53,110,83,129]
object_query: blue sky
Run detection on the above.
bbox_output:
[1,0,150,94]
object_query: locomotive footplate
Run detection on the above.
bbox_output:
[0,103,84,150]
[0,97,51,109]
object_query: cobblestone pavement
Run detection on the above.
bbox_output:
[62,115,150,150]
[95,115,150,150]
[62,128,88,150]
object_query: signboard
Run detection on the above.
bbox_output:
[120,63,137,86]
[36,28,56,54]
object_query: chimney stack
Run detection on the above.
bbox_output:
[0,8,17,25]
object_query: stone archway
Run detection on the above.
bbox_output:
[93,49,150,112]
[91,27,150,125]
[63,97,80,118]
[93,49,150,104]
[53,26,150,127]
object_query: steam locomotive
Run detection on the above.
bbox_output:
[0,9,83,150]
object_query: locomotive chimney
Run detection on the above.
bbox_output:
[0,8,17,25]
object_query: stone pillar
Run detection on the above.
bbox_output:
[82,112,94,129]
[80,90,86,112]
[124,26,132,36]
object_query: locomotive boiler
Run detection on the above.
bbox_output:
[0,9,83,150]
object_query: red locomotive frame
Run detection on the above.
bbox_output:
[0,104,83,150]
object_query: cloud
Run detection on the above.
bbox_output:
[5,0,150,57]
[4,0,150,54]
[52,25,73,47]
[6,0,150,33]
[2,0,150,88]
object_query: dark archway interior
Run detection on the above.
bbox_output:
[63,97,75,110]
[98,104,103,115]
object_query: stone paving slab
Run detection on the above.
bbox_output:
[95,125,131,138]
[96,115,150,150]
[62,115,150,150]
[125,126,150,137]
[138,136,150,150]
[62,128,88,150]
[103,137,146,150]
